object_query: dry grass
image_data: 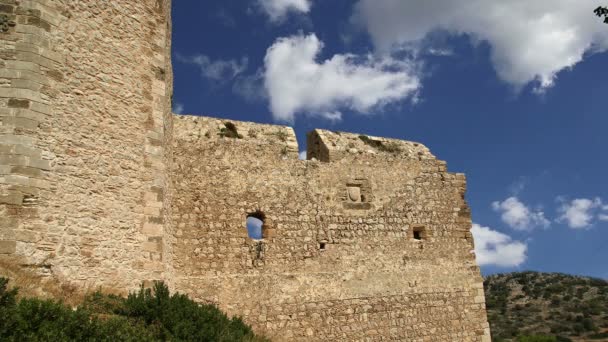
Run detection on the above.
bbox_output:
[0,257,123,307]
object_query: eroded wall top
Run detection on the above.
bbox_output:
[174,115,299,157]
[308,129,436,163]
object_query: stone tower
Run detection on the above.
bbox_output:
[0,1,490,340]
[0,0,174,288]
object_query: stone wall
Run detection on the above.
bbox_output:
[0,1,490,339]
[0,0,173,290]
[171,115,490,341]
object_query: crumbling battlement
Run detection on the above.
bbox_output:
[307,129,435,163]
[173,115,299,158]
[0,1,490,341]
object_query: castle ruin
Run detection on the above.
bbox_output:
[0,1,490,340]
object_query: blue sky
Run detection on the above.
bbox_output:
[171,1,608,279]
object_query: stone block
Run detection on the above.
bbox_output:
[143,241,161,253]
[15,23,45,36]
[0,155,28,167]
[14,229,38,243]
[4,60,41,73]
[10,166,41,177]
[0,134,35,146]
[0,240,16,254]
[0,116,39,130]
[27,158,50,171]
[142,222,163,236]
[10,79,43,92]
[7,98,30,109]
[29,101,51,115]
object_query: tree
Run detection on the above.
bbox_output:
[594,6,608,23]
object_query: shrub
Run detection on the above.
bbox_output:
[219,122,243,139]
[517,335,557,342]
[358,135,401,154]
[0,277,266,341]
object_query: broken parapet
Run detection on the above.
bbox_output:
[307,129,436,162]
[173,115,299,159]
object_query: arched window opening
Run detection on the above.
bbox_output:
[246,211,265,240]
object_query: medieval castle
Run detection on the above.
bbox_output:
[0,1,490,340]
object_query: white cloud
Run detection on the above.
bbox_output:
[233,70,267,103]
[557,197,603,229]
[492,197,550,231]
[258,0,311,22]
[509,177,528,196]
[471,223,527,267]
[320,111,343,122]
[298,151,307,160]
[353,0,608,91]
[263,34,420,122]
[427,48,453,57]
[601,205,608,221]
[172,102,185,114]
[177,54,248,82]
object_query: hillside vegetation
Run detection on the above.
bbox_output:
[484,272,608,342]
[0,277,266,341]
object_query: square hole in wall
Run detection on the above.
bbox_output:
[319,242,326,251]
[412,226,426,241]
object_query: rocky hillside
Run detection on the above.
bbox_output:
[484,272,608,341]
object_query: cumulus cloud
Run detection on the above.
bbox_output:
[233,69,267,103]
[353,0,608,91]
[601,205,608,221]
[172,102,185,114]
[263,34,420,122]
[492,197,550,231]
[471,223,527,267]
[557,197,603,229]
[177,54,248,83]
[258,0,311,22]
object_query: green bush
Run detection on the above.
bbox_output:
[0,277,266,341]
[517,335,557,342]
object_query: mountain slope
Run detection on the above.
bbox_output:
[484,272,608,341]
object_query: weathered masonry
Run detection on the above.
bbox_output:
[0,1,490,341]
[171,117,490,341]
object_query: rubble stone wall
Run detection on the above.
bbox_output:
[171,115,490,341]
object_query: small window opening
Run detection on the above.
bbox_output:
[319,242,326,251]
[246,211,265,240]
[412,226,425,241]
